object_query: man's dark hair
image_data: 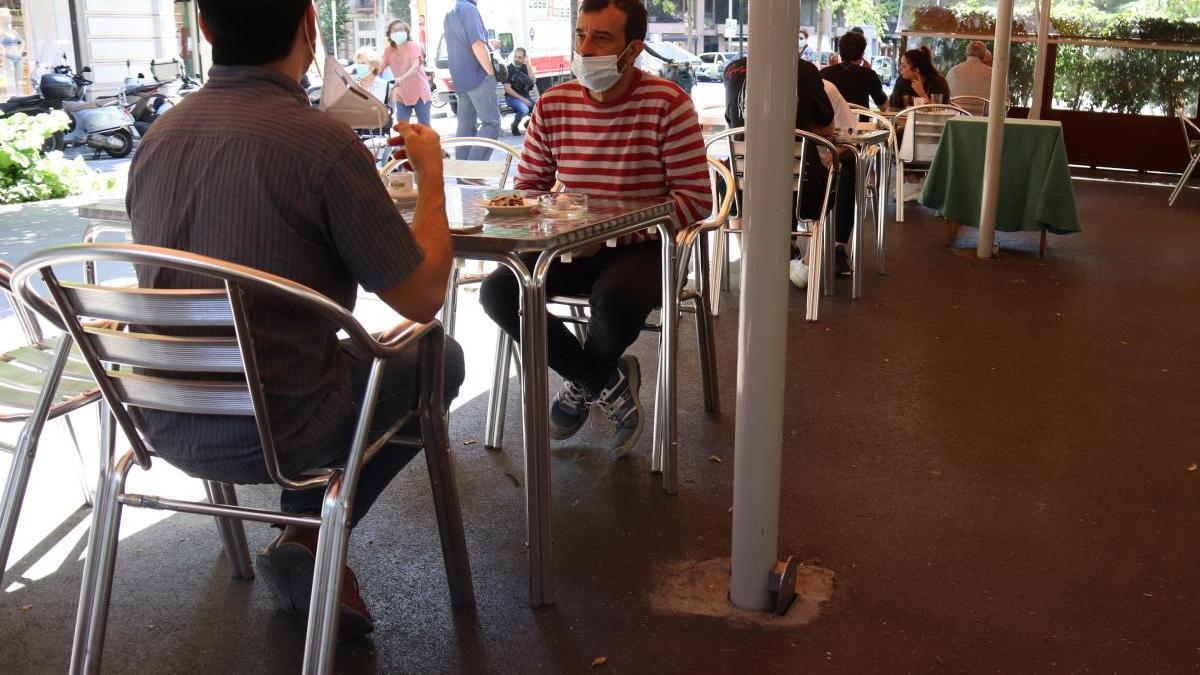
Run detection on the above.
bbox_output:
[198,0,310,66]
[580,0,649,43]
[839,31,866,62]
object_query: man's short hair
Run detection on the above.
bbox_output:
[839,31,866,62]
[967,41,987,60]
[579,0,649,43]
[198,0,310,66]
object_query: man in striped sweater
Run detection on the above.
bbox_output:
[479,0,711,457]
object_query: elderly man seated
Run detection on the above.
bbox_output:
[127,0,458,640]
[946,41,993,114]
[479,0,711,457]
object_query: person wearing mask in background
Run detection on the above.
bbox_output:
[444,0,501,160]
[821,30,888,111]
[889,45,951,110]
[798,28,814,62]
[382,19,433,126]
[946,40,992,114]
[352,47,389,102]
[480,0,711,457]
[131,0,458,639]
[503,46,538,134]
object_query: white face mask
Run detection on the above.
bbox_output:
[305,16,389,129]
[391,31,408,44]
[571,43,631,93]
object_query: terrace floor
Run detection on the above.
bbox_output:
[1,175,1198,673]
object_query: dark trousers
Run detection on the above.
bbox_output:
[280,336,465,526]
[479,241,662,394]
[799,148,857,244]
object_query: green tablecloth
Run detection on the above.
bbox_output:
[921,118,1081,234]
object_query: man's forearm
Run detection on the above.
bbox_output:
[471,41,494,75]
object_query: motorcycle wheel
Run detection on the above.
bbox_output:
[42,131,66,154]
[104,129,135,159]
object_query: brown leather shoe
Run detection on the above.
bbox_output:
[256,526,375,641]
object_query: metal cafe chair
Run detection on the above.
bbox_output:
[848,104,897,275]
[12,243,474,675]
[383,136,522,337]
[705,127,840,322]
[481,158,736,483]
[892,103,971,223]
[1169,108,1200,207]
[950,95,992,116]
[0,260,103,588]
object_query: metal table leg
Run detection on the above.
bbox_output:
[520,255,554,608]
[656,221,679,495]
[852,147,870,300]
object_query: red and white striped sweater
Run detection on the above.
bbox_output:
[515,70,712,244]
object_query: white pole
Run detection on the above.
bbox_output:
[1029,0,1052,120]
[730,0,799,611]
[331,0,339,58]
[975,0,1014,258]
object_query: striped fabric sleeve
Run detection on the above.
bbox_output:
[659,91,712,227]
[515,99,557,192]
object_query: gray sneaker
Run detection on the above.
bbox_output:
[549,378,591,440]
[592,355,644,457]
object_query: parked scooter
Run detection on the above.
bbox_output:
[0,58,139,158]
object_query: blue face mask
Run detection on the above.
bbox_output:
[352,63,370,78]
[391,31,408,44]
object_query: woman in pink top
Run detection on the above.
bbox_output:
[381,19,432,126]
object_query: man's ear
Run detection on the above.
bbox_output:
[625,39,644,65]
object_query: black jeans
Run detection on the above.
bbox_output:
[279,336,465,526]
[799,148,857,245]
[478,241,662,395]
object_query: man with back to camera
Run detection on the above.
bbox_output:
[821,30,888,111]
[127,0,458,640]
[479,0,711,457]
[946,41,993,114]
[444,0,502,159]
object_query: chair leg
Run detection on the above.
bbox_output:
[710,228,727,316]
[876,152,888,275]
[568,305,587,343]
[822,208,836,298]
[650,337,665,474]
[0,337,79,588]
[1168,154,1198,207]
[441,264,461,338]
[895,158,905,223]
[204,481,254,580]
[301,475,351,675]
[70,442,133,675]
[60,417,95,507]
[420,398,475,608]
[1039,227,1047,258]
[806,214,826,322]
[693,294,720,414]
[484,330,512,450]
[944,221,958,247]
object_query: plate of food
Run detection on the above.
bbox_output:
[479,192,537,215]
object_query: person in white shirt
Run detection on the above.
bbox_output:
[945,41,992,114]
[823,79,856,134]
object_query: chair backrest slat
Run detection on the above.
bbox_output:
[60,282,232,327]
[110,370,253,416]
[85,327,244,373]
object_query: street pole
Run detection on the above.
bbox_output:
[729,0,798,612]
[976,0,1014,258]
[331,0,339,58]
[1029,0,1052,120]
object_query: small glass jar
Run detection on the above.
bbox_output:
[537,193,588,220]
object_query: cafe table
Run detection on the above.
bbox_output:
[78,186,680,609]
[920,118,1081,250]
[832,128,891,300]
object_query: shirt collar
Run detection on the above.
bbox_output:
[205,65,309,105]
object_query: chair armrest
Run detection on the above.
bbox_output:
[369,318,444,357]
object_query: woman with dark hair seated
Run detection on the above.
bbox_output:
[889,46,951,110]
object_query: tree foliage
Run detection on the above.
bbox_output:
[316,0,351,55]
[0,112,113,205]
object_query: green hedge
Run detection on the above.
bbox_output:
[0,112,113,205]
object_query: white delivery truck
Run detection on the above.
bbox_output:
[423,0,573,114]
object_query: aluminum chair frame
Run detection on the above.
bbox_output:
[1169,108,1200,207]
[892,103,971,223]
[705,127,840,322]
[382,136,522,338]
[12,243,474,675]
[0,260,102,589]
[950,95,993,116]
[482,158,736,476]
